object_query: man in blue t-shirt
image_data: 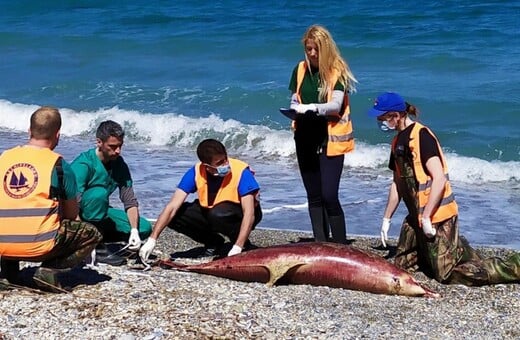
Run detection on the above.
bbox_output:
[140,139,262,260]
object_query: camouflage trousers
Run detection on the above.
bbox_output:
[2,219,101,269]
[394,215,520,286]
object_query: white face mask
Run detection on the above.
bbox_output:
[214,163,231,177]
[378,120,396,132]
[206,162,231,177]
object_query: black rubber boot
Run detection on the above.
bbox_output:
[94,243,127,266]
[329,215,347,244]
[309,207,328,242]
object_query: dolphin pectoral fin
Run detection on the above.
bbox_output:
[265,260,306,286]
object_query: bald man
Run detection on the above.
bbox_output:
[0,106,101,293]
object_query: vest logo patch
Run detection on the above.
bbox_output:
[3,163,39,199]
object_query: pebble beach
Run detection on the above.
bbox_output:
[1,228,519,339]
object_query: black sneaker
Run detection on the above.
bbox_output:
[201,242,227,257]
[95,244,127,266]
[201,246,218,257]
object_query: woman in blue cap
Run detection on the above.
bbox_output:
[367,92,520,285]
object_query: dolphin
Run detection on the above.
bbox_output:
[159,242,439,298]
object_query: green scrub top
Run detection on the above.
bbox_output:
[71,148,133,221]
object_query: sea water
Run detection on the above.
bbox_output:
[0,0,518,248]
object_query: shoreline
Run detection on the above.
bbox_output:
[253,225,520,252]
[1,227,519,339]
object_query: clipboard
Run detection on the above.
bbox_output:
[279,108,297,120]
[279,108,339,122]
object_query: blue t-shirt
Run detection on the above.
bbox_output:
[178,166,259,202]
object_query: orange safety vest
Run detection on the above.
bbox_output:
[0,146,61,257]
[295,61,355,156]
[195,158,249,208]
[397,123,458,224]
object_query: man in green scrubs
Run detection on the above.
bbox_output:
[71,120,152,265]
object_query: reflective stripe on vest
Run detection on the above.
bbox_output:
[195,158,249,208]
[0,146,60,257]
[295,61,354,156]
[408,123,458,223]
[0,229,57,243]
[0,206,58,218]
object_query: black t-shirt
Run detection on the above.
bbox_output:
[389,123,441,176]
[206,175,224,207]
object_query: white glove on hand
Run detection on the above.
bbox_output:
[293,103,317,114]
[139,238,156,261]
[128,228,142,251]
[87,248,96,267]
[380,218,391,248]
[227,244,242,257]
[421,217,437,238]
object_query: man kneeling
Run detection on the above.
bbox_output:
[0,107,101,293]
[140,139,262,261]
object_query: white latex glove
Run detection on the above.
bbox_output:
[139,238,157,261]
[421,217,437,238]
[86,248,96,267]
[293,103,317,114]
[381,218,391,248]
[128,228,142,251]
[227,244,242,257]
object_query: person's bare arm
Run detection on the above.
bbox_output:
[149,189,189,241]
[233,193,256,249]
[422,156,447,219]
[61,198,79,220]
[383,173,401,219]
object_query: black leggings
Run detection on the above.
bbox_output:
[168,200,262,247]
[296,142,346,243]
[296,142,345,216]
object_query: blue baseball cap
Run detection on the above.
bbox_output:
[367,92,406,118]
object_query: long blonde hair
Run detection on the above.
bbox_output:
[302,25,357,101]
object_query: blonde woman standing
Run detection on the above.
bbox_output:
[288,25,357,243]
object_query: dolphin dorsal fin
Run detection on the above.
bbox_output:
[265,259,306,286]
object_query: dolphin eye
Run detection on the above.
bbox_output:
[393,277,402,290]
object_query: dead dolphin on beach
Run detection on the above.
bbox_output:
[159,242,439,297]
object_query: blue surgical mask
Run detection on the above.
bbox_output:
[378,120,395,132]
[214,163,231,177]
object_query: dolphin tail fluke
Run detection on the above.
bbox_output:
[158,259,187,269]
